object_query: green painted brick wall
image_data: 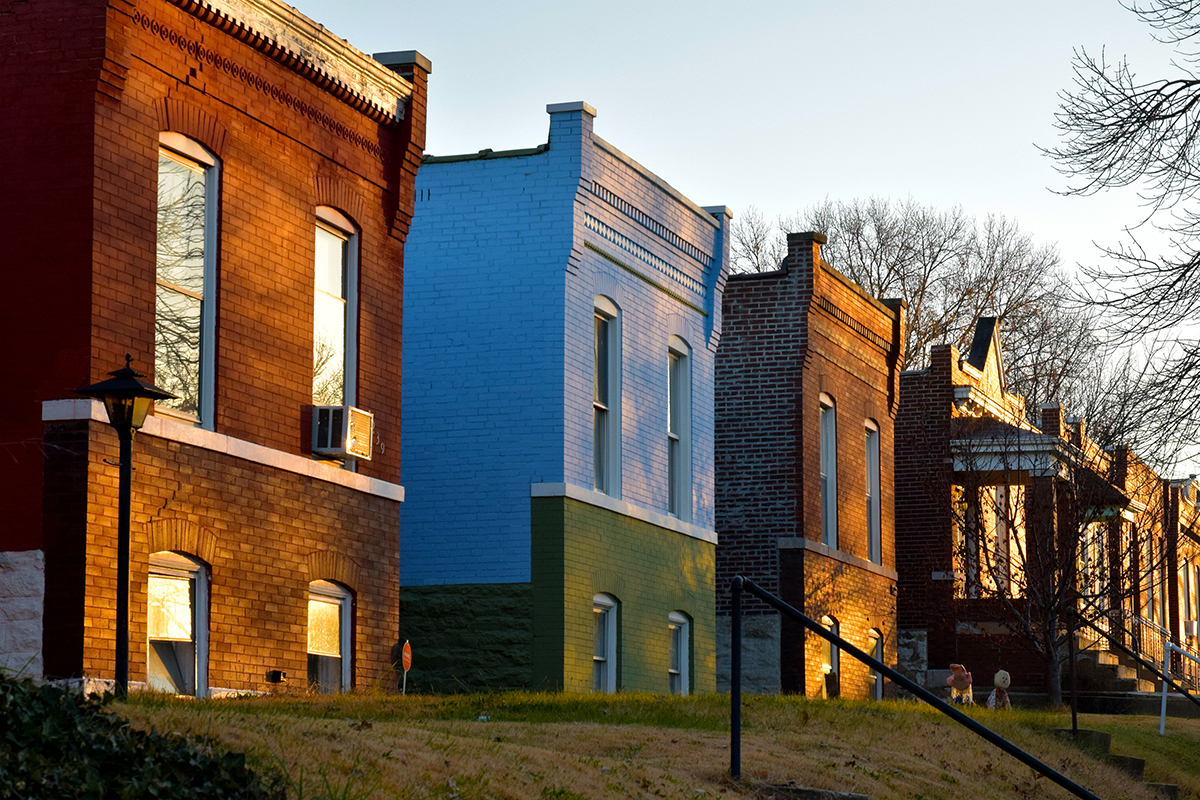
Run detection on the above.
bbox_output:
[531,496,716,694]
[397,583,533,693]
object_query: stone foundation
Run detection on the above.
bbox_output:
[0,550,44,678]
[716,613,781,694]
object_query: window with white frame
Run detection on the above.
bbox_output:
[155,133,219,427]
[667,337,691,520]
[819,394,838,548]
[593,297,621,497]
[992,485,1012,595]
[668,611,690,696]
[867,629,883,700]
[865,420,881,564]
[308,580,352,693]
[593,593,617,693]
[313,208,358,407]
[147,551,208,697]
[819,614,839,698]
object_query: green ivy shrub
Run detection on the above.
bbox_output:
[0,676,283,799]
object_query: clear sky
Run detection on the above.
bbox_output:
[290,0,1177,282]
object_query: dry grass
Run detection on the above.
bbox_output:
[116,691,1199,800]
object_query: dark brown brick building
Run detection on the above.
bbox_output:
[715,232,905,697]
[0,0,428,694]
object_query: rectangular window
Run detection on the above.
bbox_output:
[667,337,691,520]
[819,397,837,548]
[155,140,217,426]
[993,485,1011,595]
[593,594,616,693]
[668,612,689,696]
[313,221,349,406]
[592,298,621,497]
[147,551,207,697]
[819,615,839,698]
[594,313,610,493]
[868,630,883,700]
[865,422,881,564]
[308,580,351,693]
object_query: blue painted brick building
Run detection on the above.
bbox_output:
[401,102,729,693]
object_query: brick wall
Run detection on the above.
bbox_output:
[2,0,425,684]
[43,419,399,690]
[531,496,716,694]
[401,103,726,586]
[715,232,903,696]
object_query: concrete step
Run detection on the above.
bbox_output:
[1107,753,1146,781]
[761,786,868,800]
[1080,649,1120,667]
[1051,728,1111,753]
[1143,783,1179,800]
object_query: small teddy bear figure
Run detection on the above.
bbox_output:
[987,669,1011,710]
[946,663,974,704]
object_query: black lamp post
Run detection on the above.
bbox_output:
[76,355,176,696]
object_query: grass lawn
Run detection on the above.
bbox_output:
[116,691,1200,799]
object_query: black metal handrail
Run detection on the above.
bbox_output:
[1074,611,1200,710]
[729,576,1102,800]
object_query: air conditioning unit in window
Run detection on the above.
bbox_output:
[1186,620,1199,638]
[312,405,373,461]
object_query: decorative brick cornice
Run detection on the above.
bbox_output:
[812,295,892,352]
[148,0,413,126]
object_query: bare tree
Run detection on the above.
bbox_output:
[729,205,786,274]
[733,197,1101,429]
[1046,0,1200,463]
[946,417,1169,707]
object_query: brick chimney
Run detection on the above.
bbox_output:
[1040,403,1064,439]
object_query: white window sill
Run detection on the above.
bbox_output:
[531,482,717,544]
[43,399,403,502]
[777,536,898,580]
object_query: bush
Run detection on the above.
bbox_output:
[0,676,282,799]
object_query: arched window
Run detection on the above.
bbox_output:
[592,593,618,693]
[156,133,219,428]
[819,394,837,548]
[865,419,881,564]
[147,551,208,696]
[313,207,359,407]
[668,611,690,696]
[593,296,621,497]
[867,628,884,700]
[819,614,839,699]
[308,580,352,693]
[667,336,691,521]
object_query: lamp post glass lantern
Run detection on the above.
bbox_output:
[76,355,176,696]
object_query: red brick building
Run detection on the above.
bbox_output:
[0,0,428,694]
[893,319,1186,697]
[715,232,905,697]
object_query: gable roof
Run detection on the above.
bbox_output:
[965,316,1006,391]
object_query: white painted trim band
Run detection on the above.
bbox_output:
[777,536,898,581]
[530,482,717,544]
[42,399,403,502]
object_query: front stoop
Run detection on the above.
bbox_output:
[1052,729,1177,798]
